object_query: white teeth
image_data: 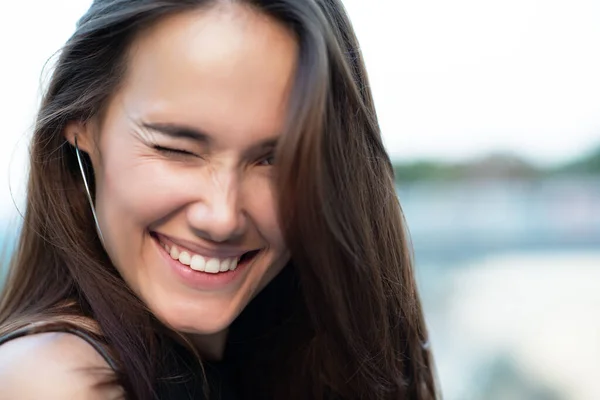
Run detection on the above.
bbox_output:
[205,258,221,274]
[178,251,191,266]
[161,241,246,273]
[190,255,206,272]
[219,258,231,272]
[229,258,238,271]
[169,246,180,260]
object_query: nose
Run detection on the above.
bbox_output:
[186,169,247,243]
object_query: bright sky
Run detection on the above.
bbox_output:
[343,0,600,164]
[1,0,599,216]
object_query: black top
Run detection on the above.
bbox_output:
[0,268,303,399]
[155,335,240,400]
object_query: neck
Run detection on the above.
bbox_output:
[188,329,228,361]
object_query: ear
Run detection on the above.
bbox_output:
[64,120,94,154]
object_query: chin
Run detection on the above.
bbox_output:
[151,296,241,336]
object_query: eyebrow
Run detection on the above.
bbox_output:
[256,138,279,149]
[140,122,212,144]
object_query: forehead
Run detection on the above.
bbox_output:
[111,5,298,141]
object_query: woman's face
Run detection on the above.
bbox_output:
[69,5,296,340]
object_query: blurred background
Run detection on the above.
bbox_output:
[1,1,599,399]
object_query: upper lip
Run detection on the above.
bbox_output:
[153,232,255,259]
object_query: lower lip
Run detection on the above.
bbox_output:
[152,234,252,291]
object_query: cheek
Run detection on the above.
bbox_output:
[96,141,191,226]
[98,162,169,224]
[110,174,201,234]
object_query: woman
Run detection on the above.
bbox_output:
[0,0,437,399]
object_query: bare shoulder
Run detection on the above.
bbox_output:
[0,331,124,400]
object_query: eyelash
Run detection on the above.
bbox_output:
[154,145,275,166]
[257,153,275,166]
[153,145,196,158]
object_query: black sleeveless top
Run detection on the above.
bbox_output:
[154,333,240,400]
[0,268,303,399]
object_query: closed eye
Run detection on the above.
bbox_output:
[153,145,197,158]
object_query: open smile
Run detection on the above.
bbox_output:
[149,231,260,290]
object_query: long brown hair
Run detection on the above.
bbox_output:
[0,0,438,399]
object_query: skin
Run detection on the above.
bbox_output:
[0,332,124,400]
[70,5,297,357]
[0,7,298,398]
